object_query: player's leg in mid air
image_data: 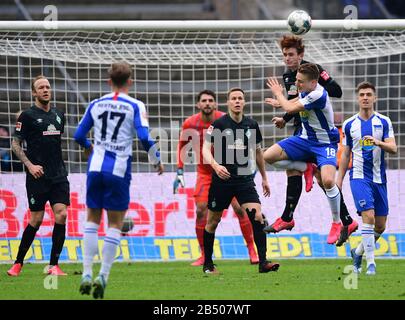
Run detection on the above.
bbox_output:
[319,164,343,244]
[191,174,210,266]
[263,136,311,234]
[230,199,258,264]
[314,166,358,246]
[267,169,302,233]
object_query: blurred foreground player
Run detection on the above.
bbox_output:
[74,62,163,298]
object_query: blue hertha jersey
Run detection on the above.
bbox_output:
[74,92,159,179]
[342,112,394,184]
[298,83,340,145]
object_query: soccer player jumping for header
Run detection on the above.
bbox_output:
[264,63,344,245]
[173,90,259,266]
[265,35,357,245]
[74,62,163,299]
[337,81,397,275]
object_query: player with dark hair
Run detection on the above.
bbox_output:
[75,62,163,298]
[265,35,357,245]
[338,81,397,275]
[173,89,258,266]
[202,88,279,274]
[264,63,348,245]
[7,75,69,276]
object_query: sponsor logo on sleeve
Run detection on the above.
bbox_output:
[207,125,214,135]
[320,70,330,81]
[16,122,22,131]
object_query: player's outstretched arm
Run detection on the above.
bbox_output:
[255,146,270,197]
[336,145,351,190]
[266,78,304,114]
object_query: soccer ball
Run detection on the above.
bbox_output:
[121,217,134,234]
[287,10,312,35]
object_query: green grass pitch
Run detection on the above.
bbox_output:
[0,259,404,300]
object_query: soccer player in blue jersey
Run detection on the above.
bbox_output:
[74,62,163,298]
[337,81,397,275]
[264,63,344,244]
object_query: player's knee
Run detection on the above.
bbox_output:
[54,210,67,223]
[375,226,385,235]
[322,178,335,189]
[29,216,43,228]
[196,206,208,221]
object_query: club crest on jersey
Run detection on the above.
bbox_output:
[360,137,375,151]
[16,122,22,131]
[43,124,60,136]
[56,115,61,124]
[299,110,309,121]
[245,129,251,139]
[358,199,366,208]
[229,138,246,150]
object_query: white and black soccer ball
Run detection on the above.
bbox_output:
[287,10,312,35]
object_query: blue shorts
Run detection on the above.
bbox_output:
[87,172,130,211]
[350,179,388,216]
[277,136,338,168]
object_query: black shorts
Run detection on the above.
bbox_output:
[26,178,70,211]
[208,179,260,212]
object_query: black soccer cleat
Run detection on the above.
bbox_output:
[203,263,219,275]
[336,220,359,247]
[259,260,280,273]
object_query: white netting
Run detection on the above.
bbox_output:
[0,25,404,261]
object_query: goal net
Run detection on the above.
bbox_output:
[0,21,404,262]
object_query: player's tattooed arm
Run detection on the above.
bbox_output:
[12,137,44,178]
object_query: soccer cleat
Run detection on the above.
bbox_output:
[303,163,316,192]
[366,263,376,276]
[264,217,295,233]
[93,275,107,299]
[336,220,359,247]
[7,263,22,277]
[327,222,342,244]
[79,275,93,295]
[191,255,205,266]
[259,260,280,273]
[203,263,219,275]
[248,244,259,265]
[47,265,67,276]
[351,248,362,274]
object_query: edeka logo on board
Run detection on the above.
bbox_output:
[0,234,402,262]
[0,172,404,262]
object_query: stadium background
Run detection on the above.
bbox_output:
[0,0,405,263]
